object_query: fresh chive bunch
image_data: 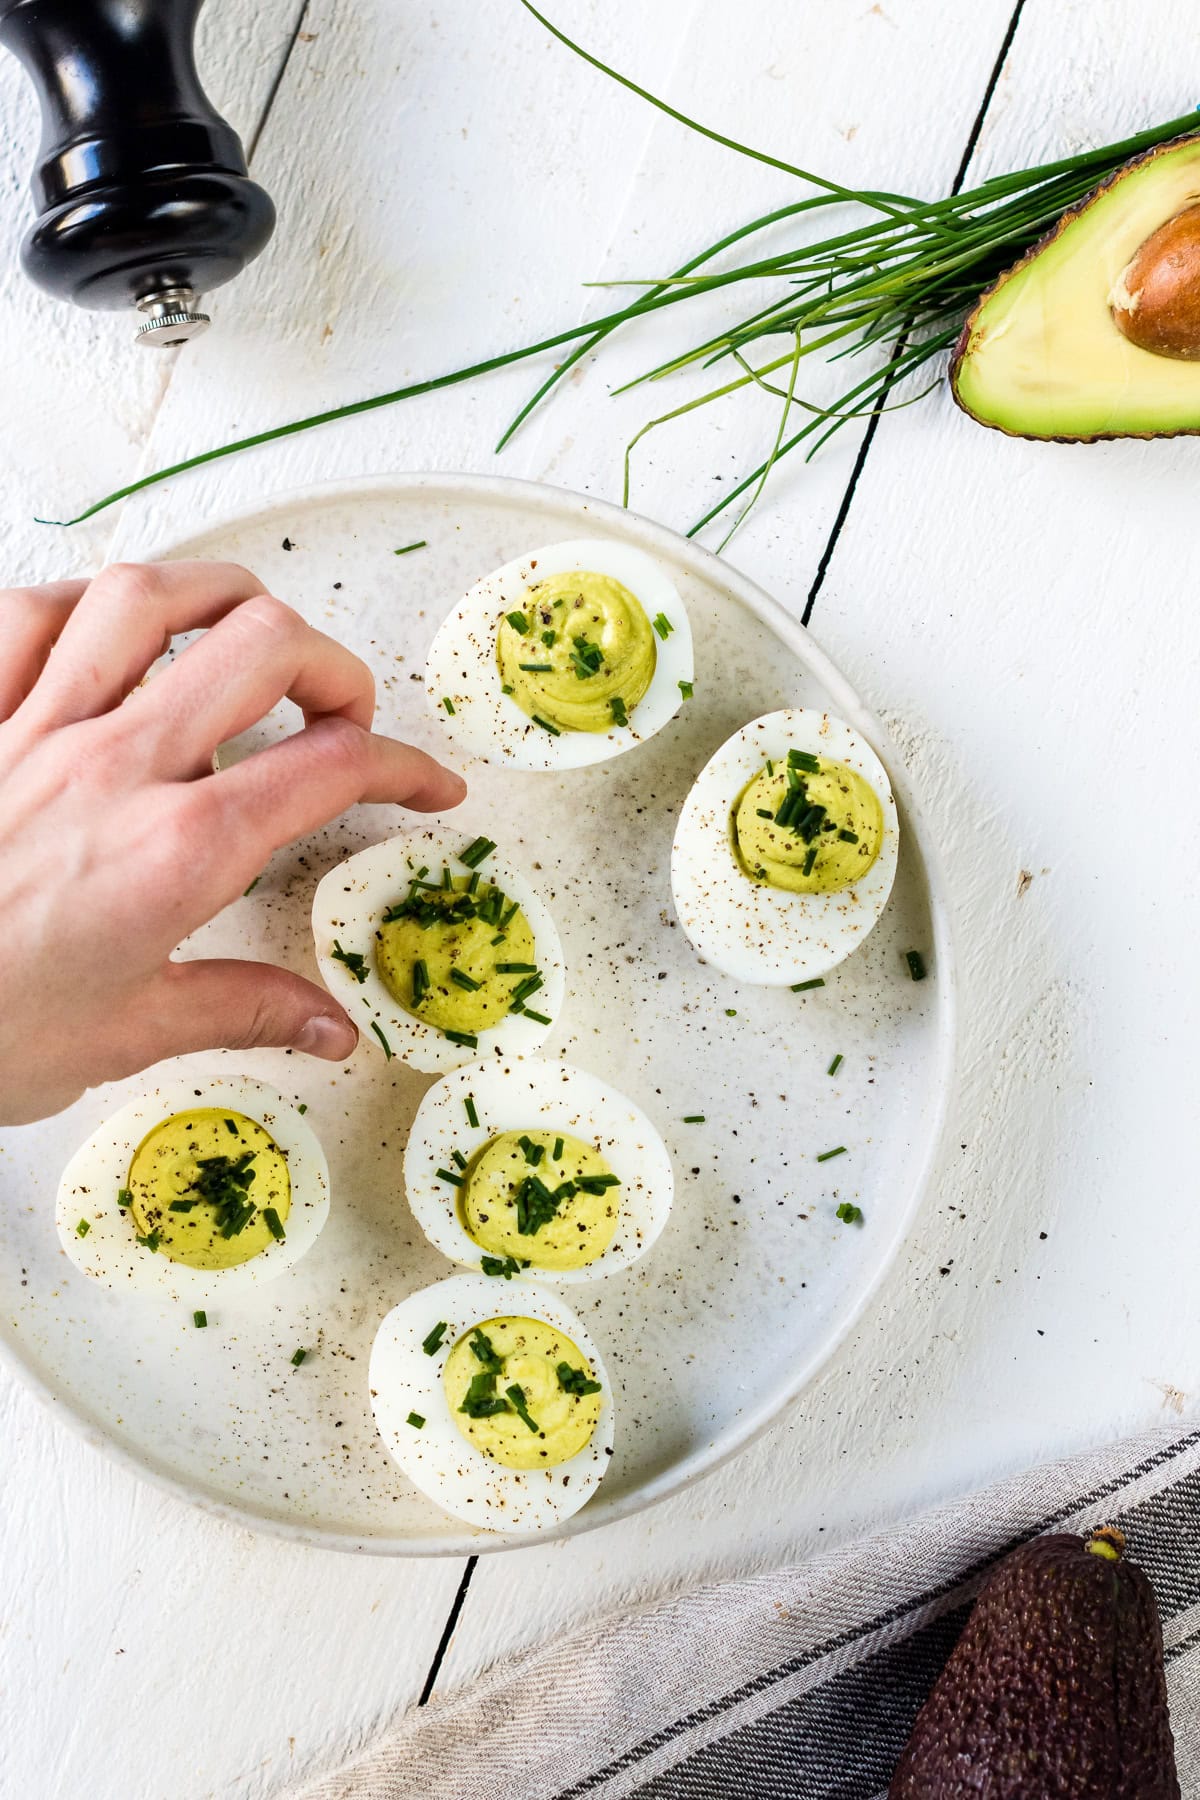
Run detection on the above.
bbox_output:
[49,5,1198,539]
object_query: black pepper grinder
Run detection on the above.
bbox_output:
[0,0,275,345]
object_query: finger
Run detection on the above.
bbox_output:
[0,581,88,719]
[180,716,466,906]
[22,560,266,729]
[124,592,377,775]
[132,959,360,1066]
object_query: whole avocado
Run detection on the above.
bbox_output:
[889,1528,1179,1799]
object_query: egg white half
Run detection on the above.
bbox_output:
[370,1272,615,1532]
[55,1072,330,1302]
[425,537,694,771]
[312,827,566,1074]
[671,708,900,986]
[404,1056,674,1284]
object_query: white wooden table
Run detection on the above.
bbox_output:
[2,2,1198,1793]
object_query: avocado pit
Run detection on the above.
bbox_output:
[1110,200,1200,360]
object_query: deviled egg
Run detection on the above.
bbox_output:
[370,1272,614,1532]
[425,538,694,770]
[404,1057,674,1282]
[56,1073,329,1302]
[313,827,566,1073]
[671,708,899,985]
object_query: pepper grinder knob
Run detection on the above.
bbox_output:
[0,0,275,344]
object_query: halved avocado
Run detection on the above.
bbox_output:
[951,133,1200,440]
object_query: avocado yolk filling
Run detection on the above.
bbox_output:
[375,872,541,1034]
[127,1107,290,1269]
[496,570,656,734]
[460,1129,620,1269]
[733,753,883,894]
[445,1315,603,1469]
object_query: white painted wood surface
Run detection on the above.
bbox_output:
[1,1,1198,1793]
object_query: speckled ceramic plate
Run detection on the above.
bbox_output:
[0,474,955,1555]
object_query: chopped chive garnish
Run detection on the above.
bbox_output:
[756,807,773,819]
[557,1361,602,1397]
[678,679,694,700]
[444,1029,479,1049]
[905,950,928,981]
[263,1206,286,1241]
[422,1321,448,1356]
[522,1008,552,1026]
[575,1173,620,1194]
[496,962,537,973]
[553,1136,564,1161]
[243,875,262,896]
[451,1148,468,1172]
[791,978,825,992]
[291,1348,307,1367]
[412,958,430,1006]
[836,1202,864,1225]
[442,865,454,890]
[224,1117,239,1135]
[519,1135,545,1166]
[519,661,553,672]
[436,1167,465,1188]
[76,1218,90,1237]
[505,1384,540,1432]
[682,1114,706,1124]
[297,1103,308,1115]
[838,828,859,844]
[610,696,629,728]
[450,968,482,992]
[505,610,530,634]
[501,684,514,695]
[827,1053,844,1076]
[725,1007,737,1016]
[136,1230,161,1253]
[331,940,368,982]
[370,1021,393,1060]
[481,1254,524,1278]
[407,1411,426,1429]
[802,846,818,877]
[532,714,561,735]
[541,629,556,646]
[469,1328,502,1369]
[193,1310,207,1329]
[500,902,519,929]
[465,1095,479,1129]
[117,1187,132,1209]
[393,540,426,555]
[467,871,480,894]
[766,759,774,775]
[168,1199,195,1212]
[460,836,497,869]
[652,612,674,639]
[442,695,455,715]
[788,749,821,773]
[817,1146,847,1163]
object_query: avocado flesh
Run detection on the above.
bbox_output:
[952,134,1200,439]
[889,1531,1180,1798]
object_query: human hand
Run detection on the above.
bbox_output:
[0,560,466,1125]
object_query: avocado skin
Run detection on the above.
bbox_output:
[949,132,1200,443]
[889,1532,1180,1798]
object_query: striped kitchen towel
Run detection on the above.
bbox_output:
[293,1422,1200,1799]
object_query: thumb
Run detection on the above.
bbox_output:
[142,959,359,1063]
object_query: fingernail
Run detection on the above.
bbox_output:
[294,1012,358,1061]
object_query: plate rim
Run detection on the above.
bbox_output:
[0,469,958,1557]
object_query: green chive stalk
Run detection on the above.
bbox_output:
[45,4,1197,539]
